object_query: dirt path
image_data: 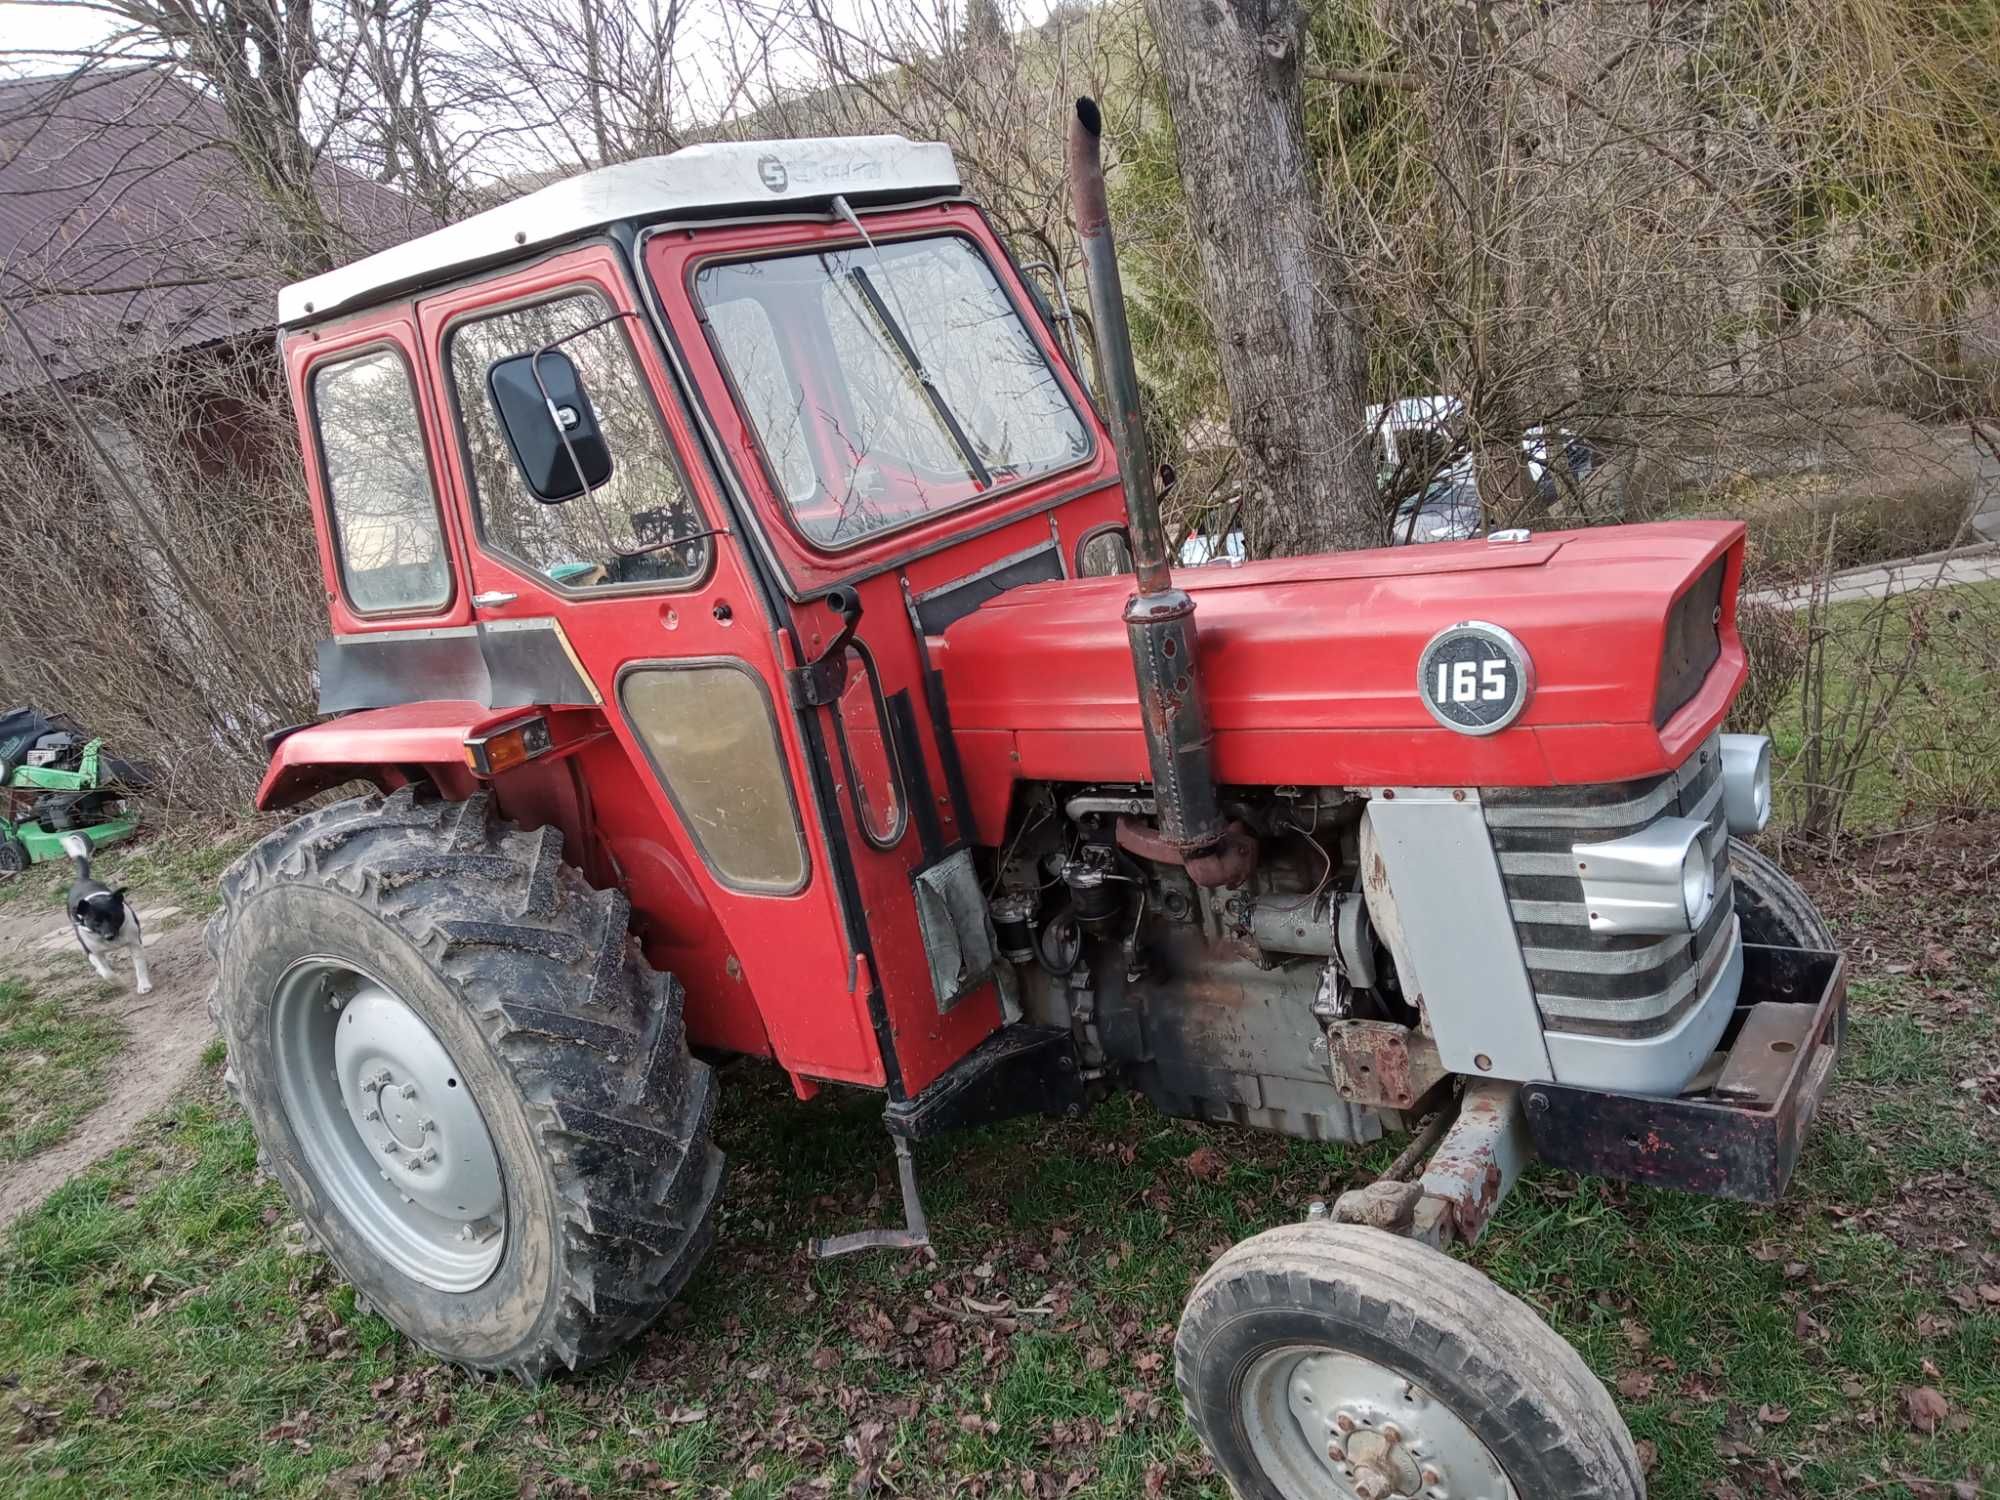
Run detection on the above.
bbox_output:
[0,894,217,1229]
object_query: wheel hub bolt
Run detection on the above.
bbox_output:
[1421,1466,1441,1487]
[1334,1412,1357,1434]
[382,1141,400,1154]
[1380,1422,1402,1443]
[419,1117,437,1135]
[401,1083,419,1100]
[363,1108,381,1122]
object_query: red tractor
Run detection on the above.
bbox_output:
[212,99,1844,1499]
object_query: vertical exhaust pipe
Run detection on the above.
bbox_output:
[1069,97,1225,859]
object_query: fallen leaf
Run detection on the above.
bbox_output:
[1183,1147,1225,1183]
[1757,1402,1790,1426]
[1903,1385,1950,1433]
[1616,1371,1655,1400]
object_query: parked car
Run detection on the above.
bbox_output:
[1391,474,1483,545]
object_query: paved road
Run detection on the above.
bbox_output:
[1974,435,2000,543]
[1747,544,2000,610]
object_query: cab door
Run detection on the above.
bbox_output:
[415,244,884,1091]
[648,212,1127,1098]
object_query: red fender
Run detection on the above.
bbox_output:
[255,700,499,810]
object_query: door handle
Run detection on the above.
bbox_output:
[472,590,517,607]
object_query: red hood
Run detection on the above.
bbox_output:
[938,522,1746,840]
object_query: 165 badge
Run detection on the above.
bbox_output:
[1417,621,1534,735]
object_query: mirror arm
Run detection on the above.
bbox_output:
[788,587,863,709]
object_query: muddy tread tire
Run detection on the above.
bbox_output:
[1177,1222,1643,1500]
[207,786,722,1381]
[1729,837,1835,950]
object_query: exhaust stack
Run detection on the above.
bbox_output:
[1069,97,1224,858]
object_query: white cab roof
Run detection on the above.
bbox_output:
[279,135,960,327]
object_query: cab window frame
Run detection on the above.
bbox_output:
[440,279,716,599]
[687,227,1096,558]
[306,340,458,620]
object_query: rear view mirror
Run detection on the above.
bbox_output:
[487,349,613,502]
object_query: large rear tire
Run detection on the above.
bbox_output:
[208,787,722,1381]
[1177,1223,1643,1499]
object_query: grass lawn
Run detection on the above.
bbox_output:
[0,978,126,1163]
[0,816,267,916]
[1,814,1995,1499]
[1763,579,2000,836]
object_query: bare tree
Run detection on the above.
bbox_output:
[1140,0,1379,555]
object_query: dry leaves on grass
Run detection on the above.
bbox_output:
[1903,1384,1952,1434]
[1183,1146,1226,1182]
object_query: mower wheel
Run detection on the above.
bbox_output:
[0,833,25,875]
[208,786,723,1381]
[1729,836,1835,950]
[1177,1222,1642,1500]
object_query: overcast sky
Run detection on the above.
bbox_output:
[0,3,121,69]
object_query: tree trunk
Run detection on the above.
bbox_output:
[1140,0,1379,556]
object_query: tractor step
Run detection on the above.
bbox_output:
[808,1136,930,1260]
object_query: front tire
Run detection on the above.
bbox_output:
[208,787,723,1380]
[1729,836,1835,949]
[1177,1223,1643,1500]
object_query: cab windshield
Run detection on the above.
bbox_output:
[694,233,1089,550]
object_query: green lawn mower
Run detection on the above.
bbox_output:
[0,708,146,875]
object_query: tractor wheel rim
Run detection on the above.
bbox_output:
[1239,1346,1513,1500]
[271,957,505,1293]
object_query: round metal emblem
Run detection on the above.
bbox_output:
[1416,620,1534,735]
[757,154,788,193]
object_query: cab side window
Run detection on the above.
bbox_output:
[312,349,452,614]
[449,290,708,591]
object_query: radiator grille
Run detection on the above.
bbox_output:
[1483,732,1737,1038]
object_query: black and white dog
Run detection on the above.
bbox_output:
[61,834,151,994]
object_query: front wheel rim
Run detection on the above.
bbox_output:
[270,956,506,1293]
[1238,1345,1515,1499]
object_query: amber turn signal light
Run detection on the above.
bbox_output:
[464,715,553,777]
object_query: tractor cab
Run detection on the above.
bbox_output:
[268,136,1128,1103]
[223,114,1844,1496]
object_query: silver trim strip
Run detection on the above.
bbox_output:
[1482,774,1680,829]
[1542,918,1744,1094]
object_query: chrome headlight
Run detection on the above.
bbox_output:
[1719,734,1772,834]
[1679,836,1716,928]
[1575,815,1714,936]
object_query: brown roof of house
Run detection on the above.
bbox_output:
[0,65,426,395]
